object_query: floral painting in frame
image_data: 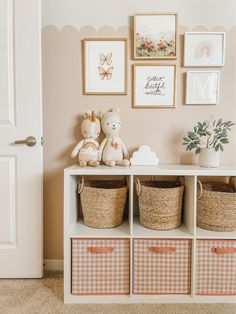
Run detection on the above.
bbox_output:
[134,13,178,60]
[186,71,220,105]
[83,38,128,95]
[133,64,176,108]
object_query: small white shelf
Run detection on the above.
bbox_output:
[66,164,236,176]
[133,217,193,238]
[196,227,236,239]
[64,165,236,304]
[69,219,130,238]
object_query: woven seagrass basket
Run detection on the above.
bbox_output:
[78,177,128,229]
[135,178,184,230]
[197,179,236,232]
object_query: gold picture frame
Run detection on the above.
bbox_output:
[133,64,177,108]
[133,13,178,60]
[83,38,128,95]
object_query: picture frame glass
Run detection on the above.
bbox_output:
[135,14,177,59]
[134,65,176,108]
[84,40,127,94]
[184,33,225,66]
[186,71,220,104]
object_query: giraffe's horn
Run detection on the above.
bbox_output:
[91,110,96,122]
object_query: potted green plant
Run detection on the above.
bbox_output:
[182,118,235,167]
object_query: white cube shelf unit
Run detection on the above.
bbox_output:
[64,165,236,304]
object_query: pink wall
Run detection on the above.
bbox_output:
[42,24,236,259]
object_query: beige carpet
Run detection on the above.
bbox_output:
[0,272,235,314]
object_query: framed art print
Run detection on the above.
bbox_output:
[134,13,178,60]
[184,32,225,67]
[186,71,220,105]
[83,38,127,95]
[133,64,176,108]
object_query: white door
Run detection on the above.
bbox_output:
[0,0,43,278]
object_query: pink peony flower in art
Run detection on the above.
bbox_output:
[144,40,154,51]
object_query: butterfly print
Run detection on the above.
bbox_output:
[98,66,113,80]
[99,53,112,65]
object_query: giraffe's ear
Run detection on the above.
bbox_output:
[84,110,92,119]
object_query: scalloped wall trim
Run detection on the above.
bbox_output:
[42,24,236,33]
[42,0,236,30]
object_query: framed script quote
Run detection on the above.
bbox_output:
[133,64,176,108]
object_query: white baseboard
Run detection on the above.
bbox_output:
[44,259,63,271]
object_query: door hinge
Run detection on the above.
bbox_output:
[41,137,44,145]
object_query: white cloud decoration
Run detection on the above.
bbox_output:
[130,145,159,166]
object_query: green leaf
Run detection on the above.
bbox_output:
[220,138,229,144]
[215,144,220,151]
[196,147,201,155]
[216,118,222,127]
[198,132,206,136]
[220,144,224,151]
[183,137,190,142]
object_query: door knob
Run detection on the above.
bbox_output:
[14,136,37,147]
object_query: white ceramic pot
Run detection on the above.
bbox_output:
[199,148,220,168]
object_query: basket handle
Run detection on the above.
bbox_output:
[135,177,141,196]
[126,176,130,189]
[229,176,236,188]
[149,247,176,253]
[197,180,203,199]
[177,176,185,186]
[211,247,236,254]
[88,247,114,253]
[78,176,84,194]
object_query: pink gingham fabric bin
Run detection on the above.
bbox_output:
[196,240,236,295]
[133,239,192,294]
[72,238,130,295]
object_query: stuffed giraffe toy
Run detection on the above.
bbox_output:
[71,110,101,167]
[99,109,130,167]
